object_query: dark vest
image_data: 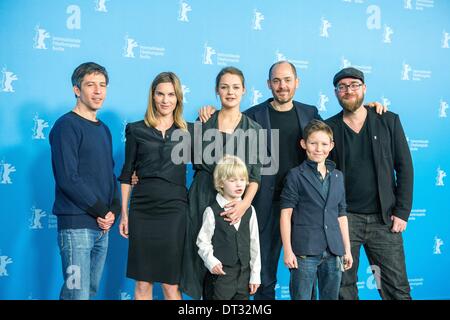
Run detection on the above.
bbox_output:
[210,200,252,267]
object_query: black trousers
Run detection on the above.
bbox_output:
[339,213,411,300]
[203,263,250,300]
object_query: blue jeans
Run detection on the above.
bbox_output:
[58,229,108,300]
[290,250,342,300]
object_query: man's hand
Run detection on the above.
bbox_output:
[211,263,226,275]
[391,215,407,233]
[199,105,217,123]
[220,200,250,225]
[366,101,388,115]
[97,211,115,231]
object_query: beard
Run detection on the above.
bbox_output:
[338,92,364,113]
[272,89,294,105]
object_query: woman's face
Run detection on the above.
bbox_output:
[216,73,245,110]
[153,82,177,117]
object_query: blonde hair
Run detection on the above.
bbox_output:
[144,72,187,130]
[213,155,249,195]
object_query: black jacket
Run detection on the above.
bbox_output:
[326,106,413,224]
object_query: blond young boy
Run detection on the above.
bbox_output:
[197,155,261,300]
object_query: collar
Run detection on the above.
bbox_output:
[305,158,336,173]
[216,193,242,209]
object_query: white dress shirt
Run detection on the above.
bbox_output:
[196,193,261,285]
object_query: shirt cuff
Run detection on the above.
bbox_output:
[250,270,261,285]
[205,256,221,273]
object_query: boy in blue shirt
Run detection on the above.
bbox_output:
[280,119,352,300]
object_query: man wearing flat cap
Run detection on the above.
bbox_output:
[326,67,413,300]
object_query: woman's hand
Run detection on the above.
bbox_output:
[220,199,251,225]
[119,212,129,239]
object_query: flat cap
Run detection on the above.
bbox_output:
[333,67,364,87]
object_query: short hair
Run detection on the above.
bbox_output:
[213,155,249,195]
[71,62,108,88]
[215,66,245,93]
[303,119,334,142]
[71,62,108,98]
[268,60,297,80]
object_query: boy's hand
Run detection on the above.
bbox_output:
[211,263,226,275]
[283,250,298,269]
[343,253,353,271]
[249,284,260,295]
[199,105,216,123]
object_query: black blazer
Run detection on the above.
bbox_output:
[244,98,321,231]
[326,106,413,224]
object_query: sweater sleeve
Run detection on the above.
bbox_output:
[110,172,121,217]
[105,125,121,217]
[50,121,109,218]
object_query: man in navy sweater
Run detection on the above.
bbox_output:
[49,62,120,300]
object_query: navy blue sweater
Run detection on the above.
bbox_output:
[49,111,120,231]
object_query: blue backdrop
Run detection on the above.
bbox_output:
[1,0,449,300]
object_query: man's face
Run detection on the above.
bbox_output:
[267,62,299,105]
[73,72,107,111]
[335,78,366,113]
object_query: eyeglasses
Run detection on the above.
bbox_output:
[335,83,363,93]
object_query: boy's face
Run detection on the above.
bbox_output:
[221,176,247,200]
[300,130,334,164]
